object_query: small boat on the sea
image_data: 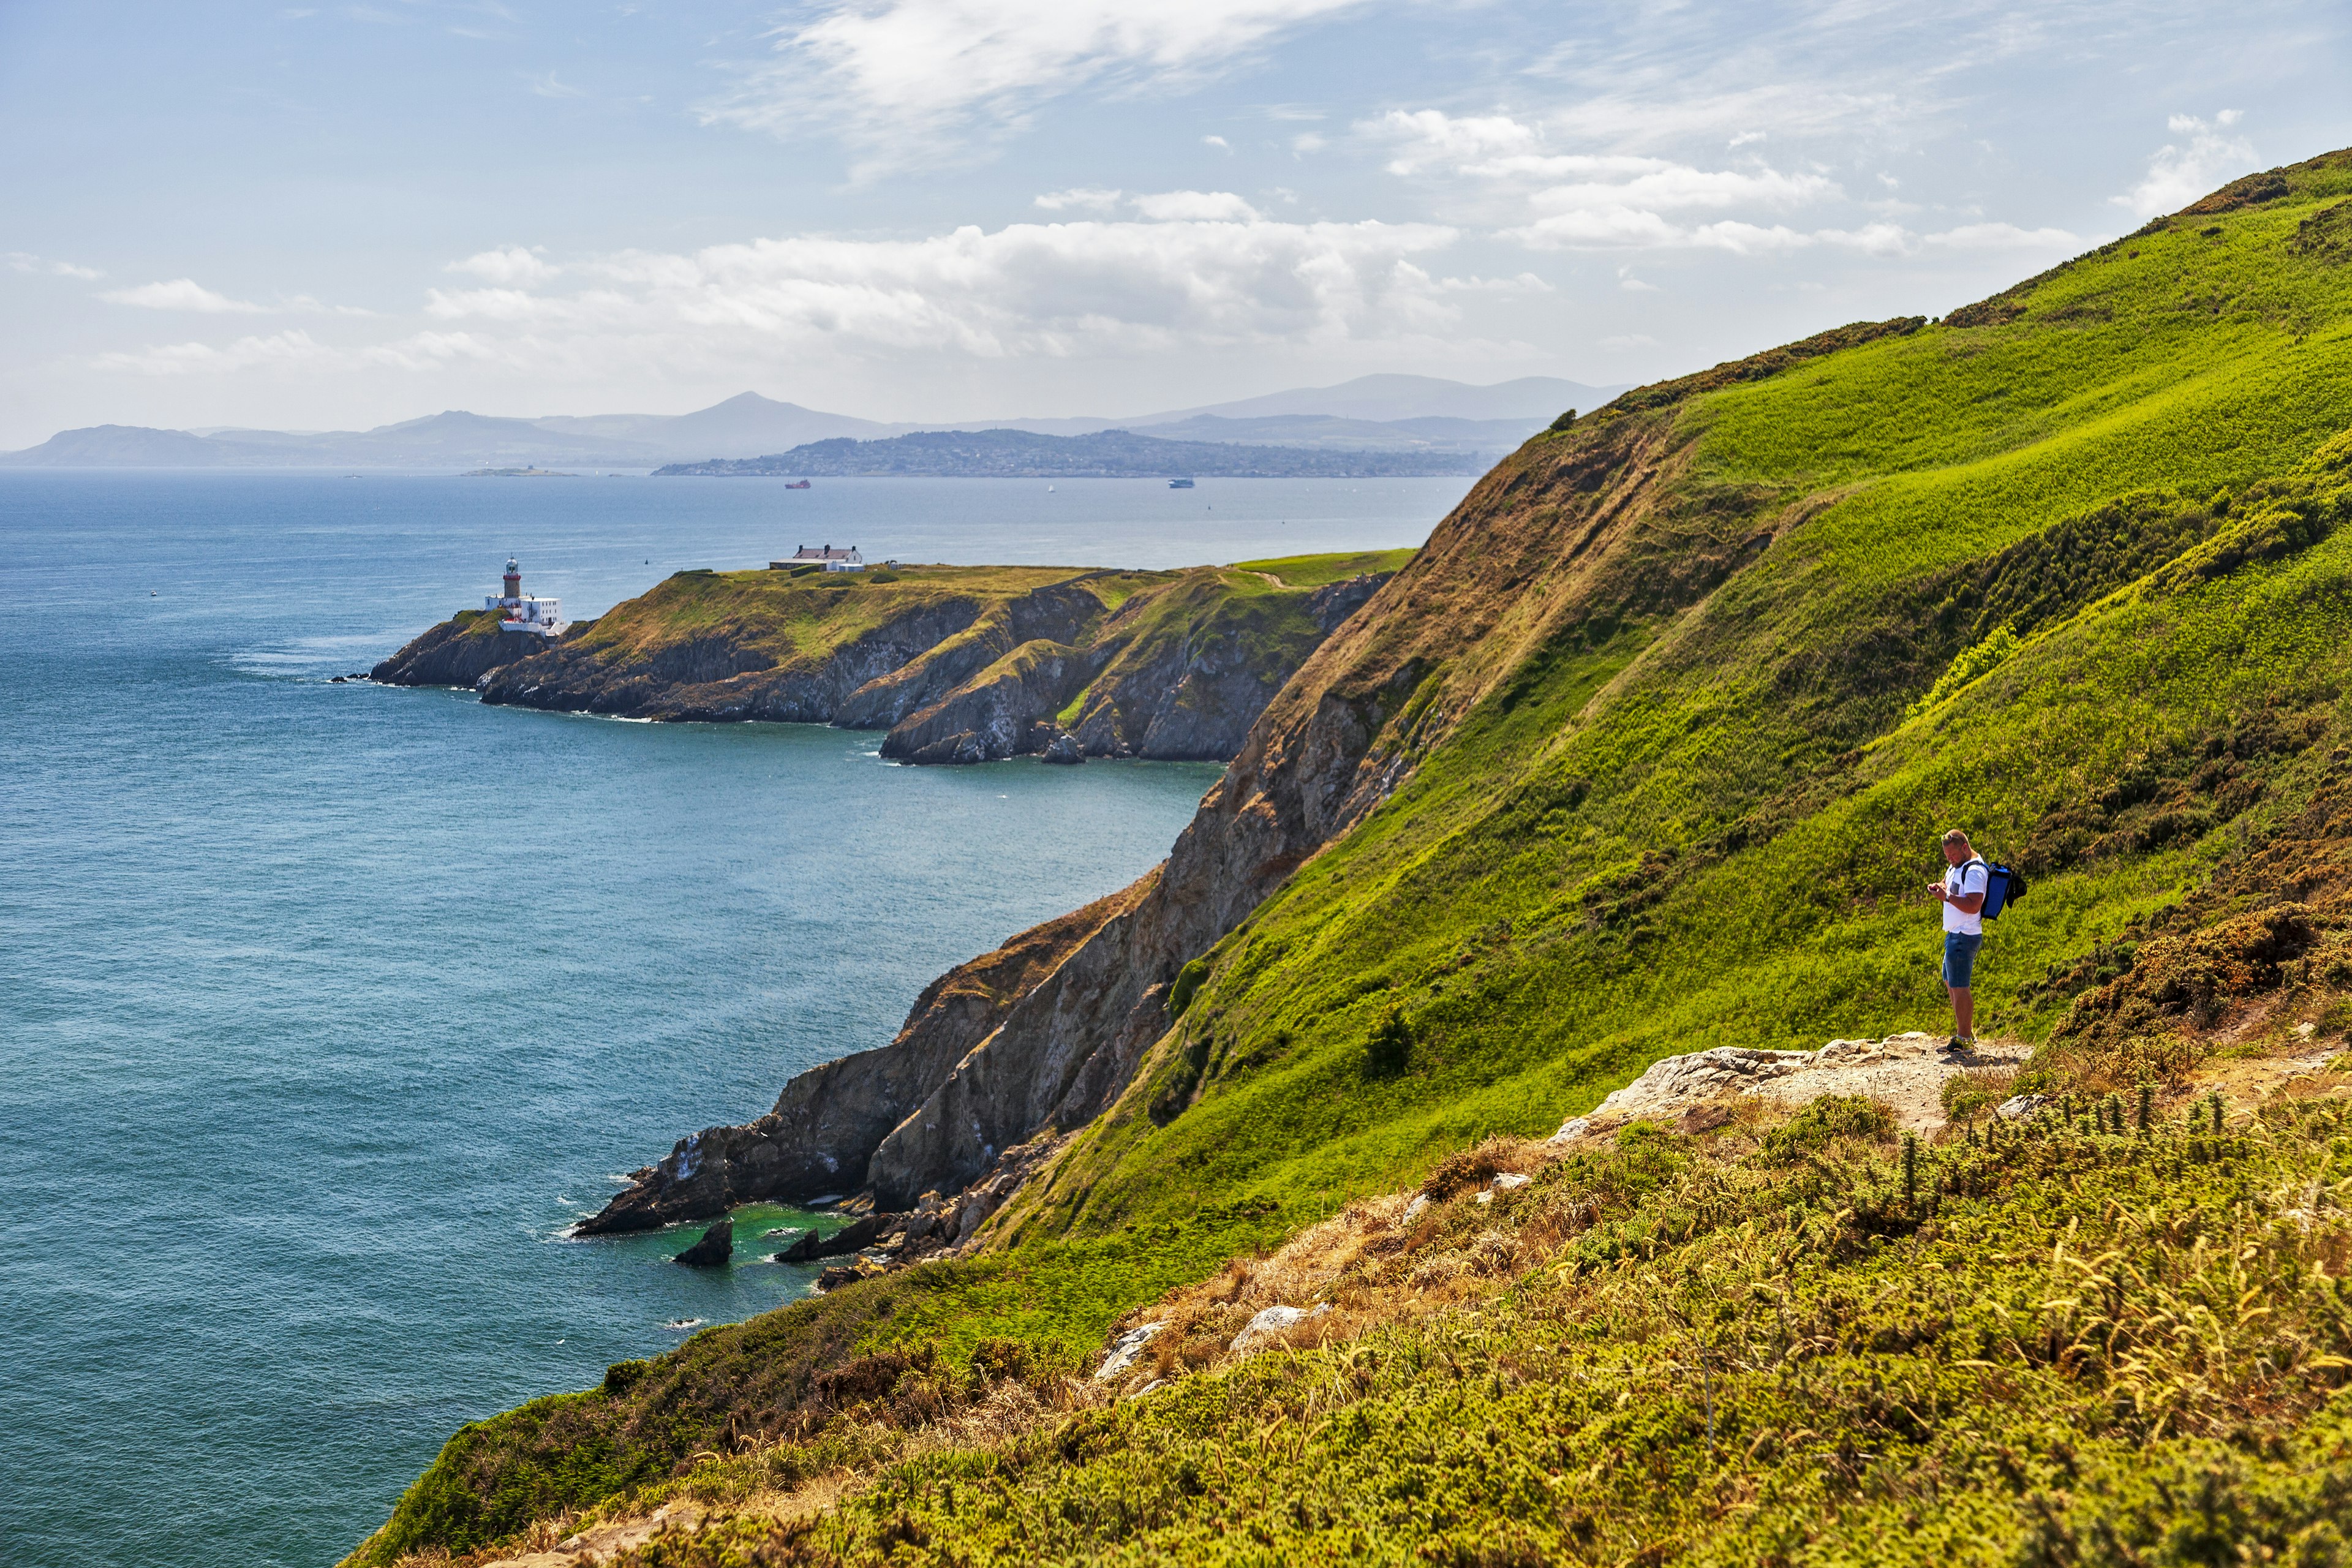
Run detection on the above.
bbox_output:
[784,479,812,489]
[1167,477,1196,489]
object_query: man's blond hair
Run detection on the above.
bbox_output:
[1941,828,1971,846]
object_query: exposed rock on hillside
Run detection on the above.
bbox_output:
[1548,1033,2029,1140]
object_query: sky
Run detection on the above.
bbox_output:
[1,1,2346,447]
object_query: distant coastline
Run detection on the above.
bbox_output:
[653,428,1493,479]
[0,375,1620,472]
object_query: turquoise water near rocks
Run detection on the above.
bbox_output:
[0,472,1471,1567]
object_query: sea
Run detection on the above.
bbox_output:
[0,470,1474,1568]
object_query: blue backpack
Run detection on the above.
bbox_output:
[1969,856,2029,919]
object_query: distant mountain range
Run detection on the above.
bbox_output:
[0,375,1626,472]
[654,429,1497,480]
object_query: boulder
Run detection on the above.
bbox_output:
[814,1265,860,1291]
[671,1219,733,1267]
[1041,731,1084,764]
[1095,1321,1164,1379]
[775,1212,888,1264]
[1229,1302,1329,1354]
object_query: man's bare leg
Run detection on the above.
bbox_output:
[1948,985,1974,1042]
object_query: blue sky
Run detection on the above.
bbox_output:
[2,1,2346,445]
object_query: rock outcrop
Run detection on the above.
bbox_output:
[370,610,581,688]
[671,1219,733,1267]
[1547,1033,2029,1140]
[772,1213,888,1263]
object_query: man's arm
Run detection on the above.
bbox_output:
[1948,865,1987,915]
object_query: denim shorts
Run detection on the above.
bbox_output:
[1943,931,1983,989]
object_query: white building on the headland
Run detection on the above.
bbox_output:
[484,557,567,636]
[785,544,864,571]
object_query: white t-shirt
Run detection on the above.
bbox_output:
[1943,859,1989,935]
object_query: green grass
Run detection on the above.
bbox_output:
[353,152,2352,1564]
[568,565,1104,671]
[1229,548,1417,587]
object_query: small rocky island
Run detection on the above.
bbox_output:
[370,549,1409,764]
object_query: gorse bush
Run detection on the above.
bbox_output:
[1758,1093,1896,1159]
[1363,1003,1413,1078]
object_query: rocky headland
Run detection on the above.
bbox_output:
[370,553,1405,765]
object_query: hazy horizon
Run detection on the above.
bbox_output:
[4,1,2348,449]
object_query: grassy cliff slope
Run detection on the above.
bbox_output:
[349,150,2352,1565]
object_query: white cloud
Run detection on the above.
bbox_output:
[6,251,104,280]
[447,247,556,285]
[358,331,502,371]
[403,215,1486,377]
[1371,107,2080,260]
[99,278,268,313]
[1924,222,2081,251]
[1129,189,1260,221]
[1372,108,1845,252]
[706,0,1372,165]
[2114,111,2256,218]
[1202,134,1231,149]
[92,330,332,375]
[1034,187,1124,211]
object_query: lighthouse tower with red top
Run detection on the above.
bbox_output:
[483,556,567,638]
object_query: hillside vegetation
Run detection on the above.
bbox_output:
[350,151,2352,1566]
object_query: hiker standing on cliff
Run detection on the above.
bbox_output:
[1929,828,1989,1046]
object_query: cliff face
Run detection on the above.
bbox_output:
[575,880,1152,1232]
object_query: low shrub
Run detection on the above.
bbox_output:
[1758,1094,1896,1159]
[1364,1004,1413,1078]
[1169,959,1210,1018]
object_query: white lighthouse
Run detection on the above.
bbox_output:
[484,556,567,638]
